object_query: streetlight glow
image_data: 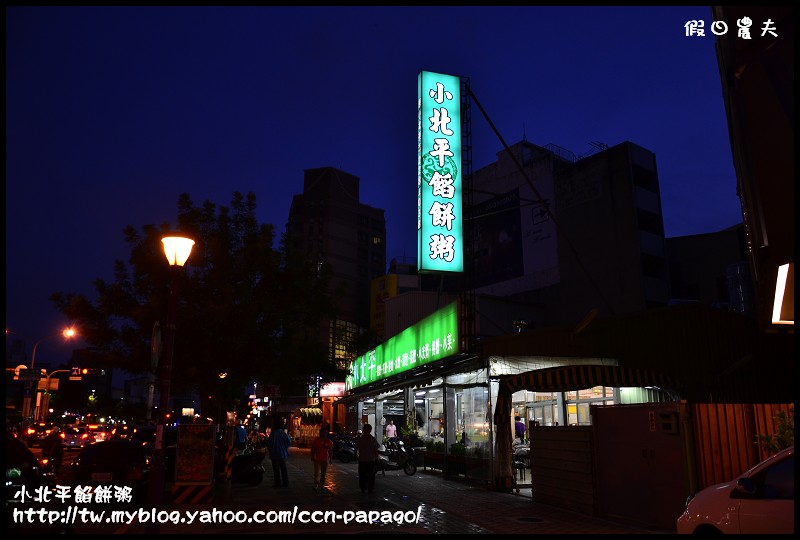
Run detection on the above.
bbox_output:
[31,326,78,370]
[162,236,195,266]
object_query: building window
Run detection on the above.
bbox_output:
[372,235,383,246]
[637,208,664,236]
[330,319,359,371]
[632,164,658,192]
[641,253,667,280]
[565,386,614,426]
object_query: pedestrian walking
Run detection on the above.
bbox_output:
[267,418,292,487]
[310,427,334,491]
[356,423,380,494]
[235,422,248,453]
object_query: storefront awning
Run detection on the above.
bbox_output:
[499,364,680,395]
[492,363,680,491]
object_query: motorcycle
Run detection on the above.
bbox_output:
[215,445,266,486]
[376,438,416,476]
[330,434,359,463]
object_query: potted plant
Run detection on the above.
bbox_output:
[464,443,491,480]
[401,425,425,465]
[446,442,467,476]
[756,403,794,455]
[423,439,446,471]
[400,424,424,448]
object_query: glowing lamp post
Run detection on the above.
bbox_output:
[147,235,194,532]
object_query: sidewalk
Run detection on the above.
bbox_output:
[71,446,674,534]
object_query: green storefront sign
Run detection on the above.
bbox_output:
[346,301,459,391]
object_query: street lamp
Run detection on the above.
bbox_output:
[146,234,194,533]
[6,327,77,422]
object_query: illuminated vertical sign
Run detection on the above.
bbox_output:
[418,71,463,273]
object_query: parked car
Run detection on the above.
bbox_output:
[676,445,794,534]
[65,440,154,504]
[60,426,93,451]
[20,423,56,447]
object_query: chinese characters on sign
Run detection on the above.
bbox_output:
[684,18,779,38]
[345,301,459,391]
[418,71,463,273]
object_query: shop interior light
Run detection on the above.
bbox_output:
[771,262,794,325]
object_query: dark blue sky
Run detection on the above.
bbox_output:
[6,6,744,361]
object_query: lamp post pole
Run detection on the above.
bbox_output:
[22,339,45,422]
[9,328,77,424]
[146,235,194,535]
[29,340,49,423]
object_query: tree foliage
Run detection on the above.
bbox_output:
[50,192,340,417]
[756,403,794,455]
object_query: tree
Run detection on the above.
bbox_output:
[50,192,339,419]
[756,403,794,455]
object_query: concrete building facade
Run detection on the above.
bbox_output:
[285,166,387,372]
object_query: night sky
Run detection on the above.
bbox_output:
[6,6,745,363]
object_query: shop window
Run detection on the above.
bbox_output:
[460,386,490,454]
[529,401,559,427]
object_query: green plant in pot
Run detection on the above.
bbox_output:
[400,424,423,448]
[449,442,466,456]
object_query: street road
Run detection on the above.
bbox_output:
[18,445,673,534]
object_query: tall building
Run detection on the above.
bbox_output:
[370,257,421,342]
[712,5,794,333]
[285,167,387,373]
[469,139,670,327]
[666,223,756,317]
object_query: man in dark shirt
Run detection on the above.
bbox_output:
[356,423,380,494]
[514,416,526,441]
[267,418,292,487]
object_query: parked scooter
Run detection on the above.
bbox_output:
[215,444,266,486]
[377,438,416,476]
[330,434,359,463]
